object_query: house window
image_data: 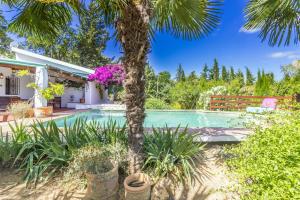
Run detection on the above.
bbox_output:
[5,76,20,95]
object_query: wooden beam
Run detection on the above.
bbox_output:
[0,64,36,73]
[48,69,85,83]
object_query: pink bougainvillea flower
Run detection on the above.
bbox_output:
[88,64,125,86]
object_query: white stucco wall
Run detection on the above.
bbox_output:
[19,75,34,99]
[61,87,84,108]
[0,66,34,99]
[0,67,11,96]
[84,82,110,104]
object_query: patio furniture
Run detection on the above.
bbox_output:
[246,98,278,113]
[0,112,9,122]
[0,96,21,110]
[48,97,62,109]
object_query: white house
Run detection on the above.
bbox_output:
[0,47,109,110]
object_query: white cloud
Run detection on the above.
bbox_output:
[239,27,260,34]
[269,51,300,59]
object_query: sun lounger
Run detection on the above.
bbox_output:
[246,98,278,113]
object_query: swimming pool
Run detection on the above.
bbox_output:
[53,110,249,128]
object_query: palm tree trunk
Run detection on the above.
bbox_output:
[117,1,150,173]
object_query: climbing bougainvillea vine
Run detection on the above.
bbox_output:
[88,64,125,86]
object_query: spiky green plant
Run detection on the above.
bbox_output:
[144,126,205,184]
[10,118,126,186]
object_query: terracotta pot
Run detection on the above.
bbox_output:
[85,164,119,200]
[124,173,151,200]
[26,108,34,118]
[80,98,85,103]
[34,106,53,117]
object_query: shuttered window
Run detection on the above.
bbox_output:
[5,76,20,95]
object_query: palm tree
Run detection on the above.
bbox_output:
[244,0,300,46]
[3,0,222,173]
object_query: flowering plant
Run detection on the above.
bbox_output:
[88,64,125,87]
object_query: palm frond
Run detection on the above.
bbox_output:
[244,0,300,46]
[151,0,223,39]
[6,0,82,40]
[97,0,127,25]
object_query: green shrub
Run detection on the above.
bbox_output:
[145,98,170,109]
[11,118,126,186]
[170,81,200,109]
[144,127,205,184]
[72,144,114,174]
[225,111,300,199]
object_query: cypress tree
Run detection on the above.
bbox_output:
[245,67,255,85]
[212,58,220,80]
[221,65,228,81]
[175,64,185,82]
[201,64,209,80]
[236,69,245,86]
[229,67,235,81]
[188,71,198,81]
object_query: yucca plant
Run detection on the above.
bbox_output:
[11,118,127,186]
[62,118,96,150]
[144,126,205,184]
[0,128,11,166]
[0,121,30,166]
[14,120,70,186]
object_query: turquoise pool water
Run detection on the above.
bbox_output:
[53,110,248,128]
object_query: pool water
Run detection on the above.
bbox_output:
[53,110,248,128]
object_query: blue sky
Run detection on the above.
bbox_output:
[1,1,299,79]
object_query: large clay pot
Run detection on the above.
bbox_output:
[26,108,34,118]
[34,106,53,117]
[85,164,119,200]
[124,173,151,200]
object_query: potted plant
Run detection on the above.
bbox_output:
[74,144,119,200]
[124,173,151,200]
[16,70,64,117]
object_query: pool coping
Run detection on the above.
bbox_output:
[144,127,252,143]
[1,109,253,143]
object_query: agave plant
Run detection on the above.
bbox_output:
[144,126,205,184]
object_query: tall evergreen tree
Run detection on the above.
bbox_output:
[212,58,219,80]
[175,64,185,82]
[229,66,235,81]
[75,2,111,68]
[266,72,275,84]
[145,65,156,98]
[21,3,111,67]
[255,69,271,95]
[201,64,209,80]
[188,71,198,81]
[0,11,13,58]
[221,65,228,81]
[245,67,255,85]
[236,69,245,86]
